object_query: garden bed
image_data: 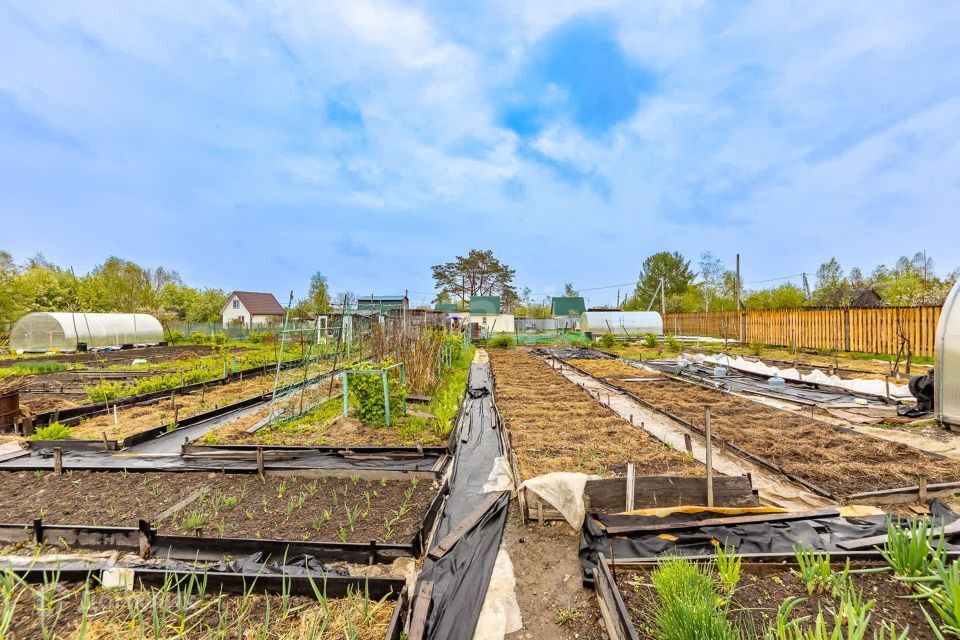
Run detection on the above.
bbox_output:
[0,470,440,545]
[564,358,660,381]
[1,567,406,640]
[605,557,938,639]
[612,376,960,499]
[488,349,702,479]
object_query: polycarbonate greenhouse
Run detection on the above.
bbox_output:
[936,279,960,427]
[580,311,664,337]
[9,312,165,352]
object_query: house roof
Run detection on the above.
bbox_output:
[357,295,407,302]
[550,296,586,316]
[469,296,501,314]
[223,291,285,316]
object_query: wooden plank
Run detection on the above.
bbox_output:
[427,491,506,560]
[605,508,841,535]
[595,556,641,640]
[407,581,434,640]
[584,476,758,512]
[839,520,960,550]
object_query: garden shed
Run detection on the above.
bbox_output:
[9,312,165,352]
[936,278,960,427]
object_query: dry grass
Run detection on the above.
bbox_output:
[617,378,960,499]
[489,349,702,480]
[565,358,660,380]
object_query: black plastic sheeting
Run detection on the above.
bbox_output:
[0,447,443,473]
[412,362,510,640]
[579,500,960,586]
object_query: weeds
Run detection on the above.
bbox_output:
[555,606,582,626]
[792,545,833,595]
[715,543,741,596]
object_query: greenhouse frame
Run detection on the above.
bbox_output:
[936,279,960,428]
[9,312,165,353]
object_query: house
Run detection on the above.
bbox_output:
[356,295,409,314]
[466,296,515,334]
[221,291,285,327]
[850,288,884,308]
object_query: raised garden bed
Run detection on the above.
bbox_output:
[488,349,702,480]
[597,553,943,640]
[0,470,445,553]
[2,566,407,639]
[564,358,660,381]
[607,376,960,500]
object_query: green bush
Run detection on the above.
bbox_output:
[642,332,659,348]
[348,358,407,426]
[598,332,617,348]
[261,331,277,344]
[749,343,764,357]
[665,335,682,353]
[212,333,228,346]
[188,333,210,345]
[166,330,185,344]
[487,334,514,349]
[247,332,263,344]
[29,422,74,441]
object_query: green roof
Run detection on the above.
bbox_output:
[434,303,458,312]
[469,296,501,314]
[551,296,586,316]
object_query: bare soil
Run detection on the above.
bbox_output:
[489,349,702,479]
[2,345,224,367]
[616,377,960,499]
[0,470,437,544]
[615,563,936,639]
[503,504,605,640]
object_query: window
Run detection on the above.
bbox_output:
[483,316,487,324]
[232,299,240,309]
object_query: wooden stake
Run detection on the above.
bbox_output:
[625,463,635,512]
[704,407,714,507]
[113,405,118,425]
[918,475,927,503]
[53,447,62,475]
[256,446,265,477]
[684,433,693,454]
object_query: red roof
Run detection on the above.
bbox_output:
[225,291,285,316]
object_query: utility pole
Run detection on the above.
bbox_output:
[735,254,742,341]
[802,273,811,300]
[660,276,666,318]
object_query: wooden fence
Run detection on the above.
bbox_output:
[663,306,943,357]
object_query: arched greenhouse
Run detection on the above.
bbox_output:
[9,312,165,353]
[936,279,960,428]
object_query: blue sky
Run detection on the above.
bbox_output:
[2,1,959,307]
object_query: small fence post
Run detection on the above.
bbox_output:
[704,408,714,507]
[382,370,391,427]
[342,372,349,417]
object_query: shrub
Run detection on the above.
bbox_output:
[665,335,682,353]
[642,332,659,348]
[261,331,277,345]
[598,332,617,348]
[29,422,74,441]
[166,330,185,344]
[487,334,514,349]
[348,358,407,426]
[211,333,228,346]
[749,343,764,357]
[247,332,263,344]
[188,333,210,345]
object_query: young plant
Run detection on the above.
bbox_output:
[792,544,833,595]
[880,517,946,578]
[647,557,735,640]
[715,543,741,595]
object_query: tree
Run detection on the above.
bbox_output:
[333,291,357,308]
[812,258,851,308]
[743,284,807,310]
[563,282,579,297]
[626,252,694,312]
[431,249,516,306]
[698,252,725,312]
[307,272,331,313]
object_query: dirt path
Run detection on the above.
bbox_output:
[502,504,604,640]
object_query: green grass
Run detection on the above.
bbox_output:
[647,557,737,640]
[0,361,69,378]
[28,422,74,441]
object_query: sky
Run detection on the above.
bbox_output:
[2,1,960,308]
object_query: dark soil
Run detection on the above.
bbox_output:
[0,470,437,543]
[615,563,938,639]
[616,377,960,499]
[3,345,225,367]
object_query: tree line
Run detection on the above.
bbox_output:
[430,249,958,315]
[0,250,339,328]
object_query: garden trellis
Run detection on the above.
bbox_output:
[340,362,407,426]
